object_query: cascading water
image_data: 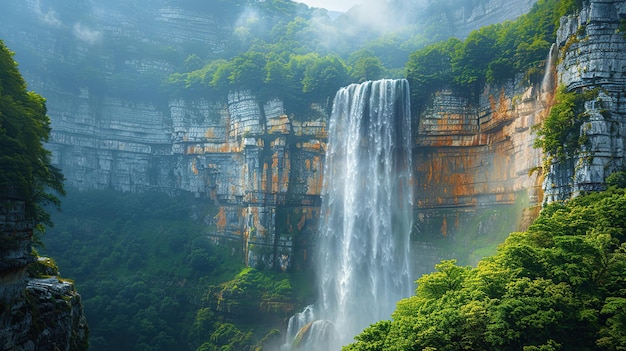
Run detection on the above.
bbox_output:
[541,43,557,96]
[284,79,414,351]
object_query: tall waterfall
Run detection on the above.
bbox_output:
[285,79,414,350]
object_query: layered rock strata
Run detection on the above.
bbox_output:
[410,72,549,267]
[452,0,537,38]
[6,0,624,271]
[544,0,626,201]
[0,0,550,271]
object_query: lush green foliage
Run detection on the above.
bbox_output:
[0,40,64,227]
[43,189,310,351]
[405,0,583,109]
[534,87,600,162]
[344,187,626,351]
[163,0,511,114]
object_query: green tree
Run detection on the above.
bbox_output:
[228,51,267,90]
[350,55,386,83]
[301,54,348,101]
[0,40,64,226]
[405,38,461,108]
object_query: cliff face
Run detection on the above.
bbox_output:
[409,67,550,267]
[0,196,88,351]
[4,0,623,270]
[0,0,541,271]
[544,0,626,201]
[410,0,626,266]
[451,0,537,38]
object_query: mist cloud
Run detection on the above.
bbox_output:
[33,0,62,27]
[303,0,429,52]
[73,23,103,45]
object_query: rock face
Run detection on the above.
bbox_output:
[0,0,543,271]
[543,0,626,201]
[451,0,537,38]
[2,0,623,271]
[410,71,550,267]
[0,196,89,351]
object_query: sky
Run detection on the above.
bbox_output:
[295,0,361,12]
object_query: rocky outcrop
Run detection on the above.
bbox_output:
[0,196,89,351]
[544,0,626,201]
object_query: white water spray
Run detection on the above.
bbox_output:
[541,43,557,95]
[284,79,414,350]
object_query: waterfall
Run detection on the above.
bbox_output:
[284,79,414,350]
[541,43,557,95]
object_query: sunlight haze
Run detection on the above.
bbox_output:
[296,0,360,12]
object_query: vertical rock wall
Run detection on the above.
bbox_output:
[411,74,548,267]
[544,0,626,201]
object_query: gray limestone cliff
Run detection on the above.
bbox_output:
[0,0,540,271]
[543,0,626,201]
[409,0,626,268]
[451,0,537,38]
[1,195,89,351]
[3,0,623,272]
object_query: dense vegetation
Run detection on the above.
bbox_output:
[534,87,600,163]
[0,40,64,226]
[43,189,313,351]
[345,185,626,351]
[405,0,583,110]
[162,0,527,114]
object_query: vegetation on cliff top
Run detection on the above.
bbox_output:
[0,40,64,227]
[405,0,583,110]
[345,186,626,351]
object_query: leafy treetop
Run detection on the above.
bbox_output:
[0,40,64,227]
[405,0,583,111]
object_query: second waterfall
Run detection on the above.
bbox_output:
[287,79,414,350]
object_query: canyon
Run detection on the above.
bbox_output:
[0,0,550,273]
[1,0,626,348]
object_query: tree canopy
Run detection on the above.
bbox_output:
[344,186,626,351]
[0,40,64,227]
[405,0,583,110]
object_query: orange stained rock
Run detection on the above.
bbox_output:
[450,173,473,197]
[282,157,290,191]
[215,207,227,231]
[191,160,199,175]
[205,128,215,138]
[262,163,268,193]
[302,140,323,151]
